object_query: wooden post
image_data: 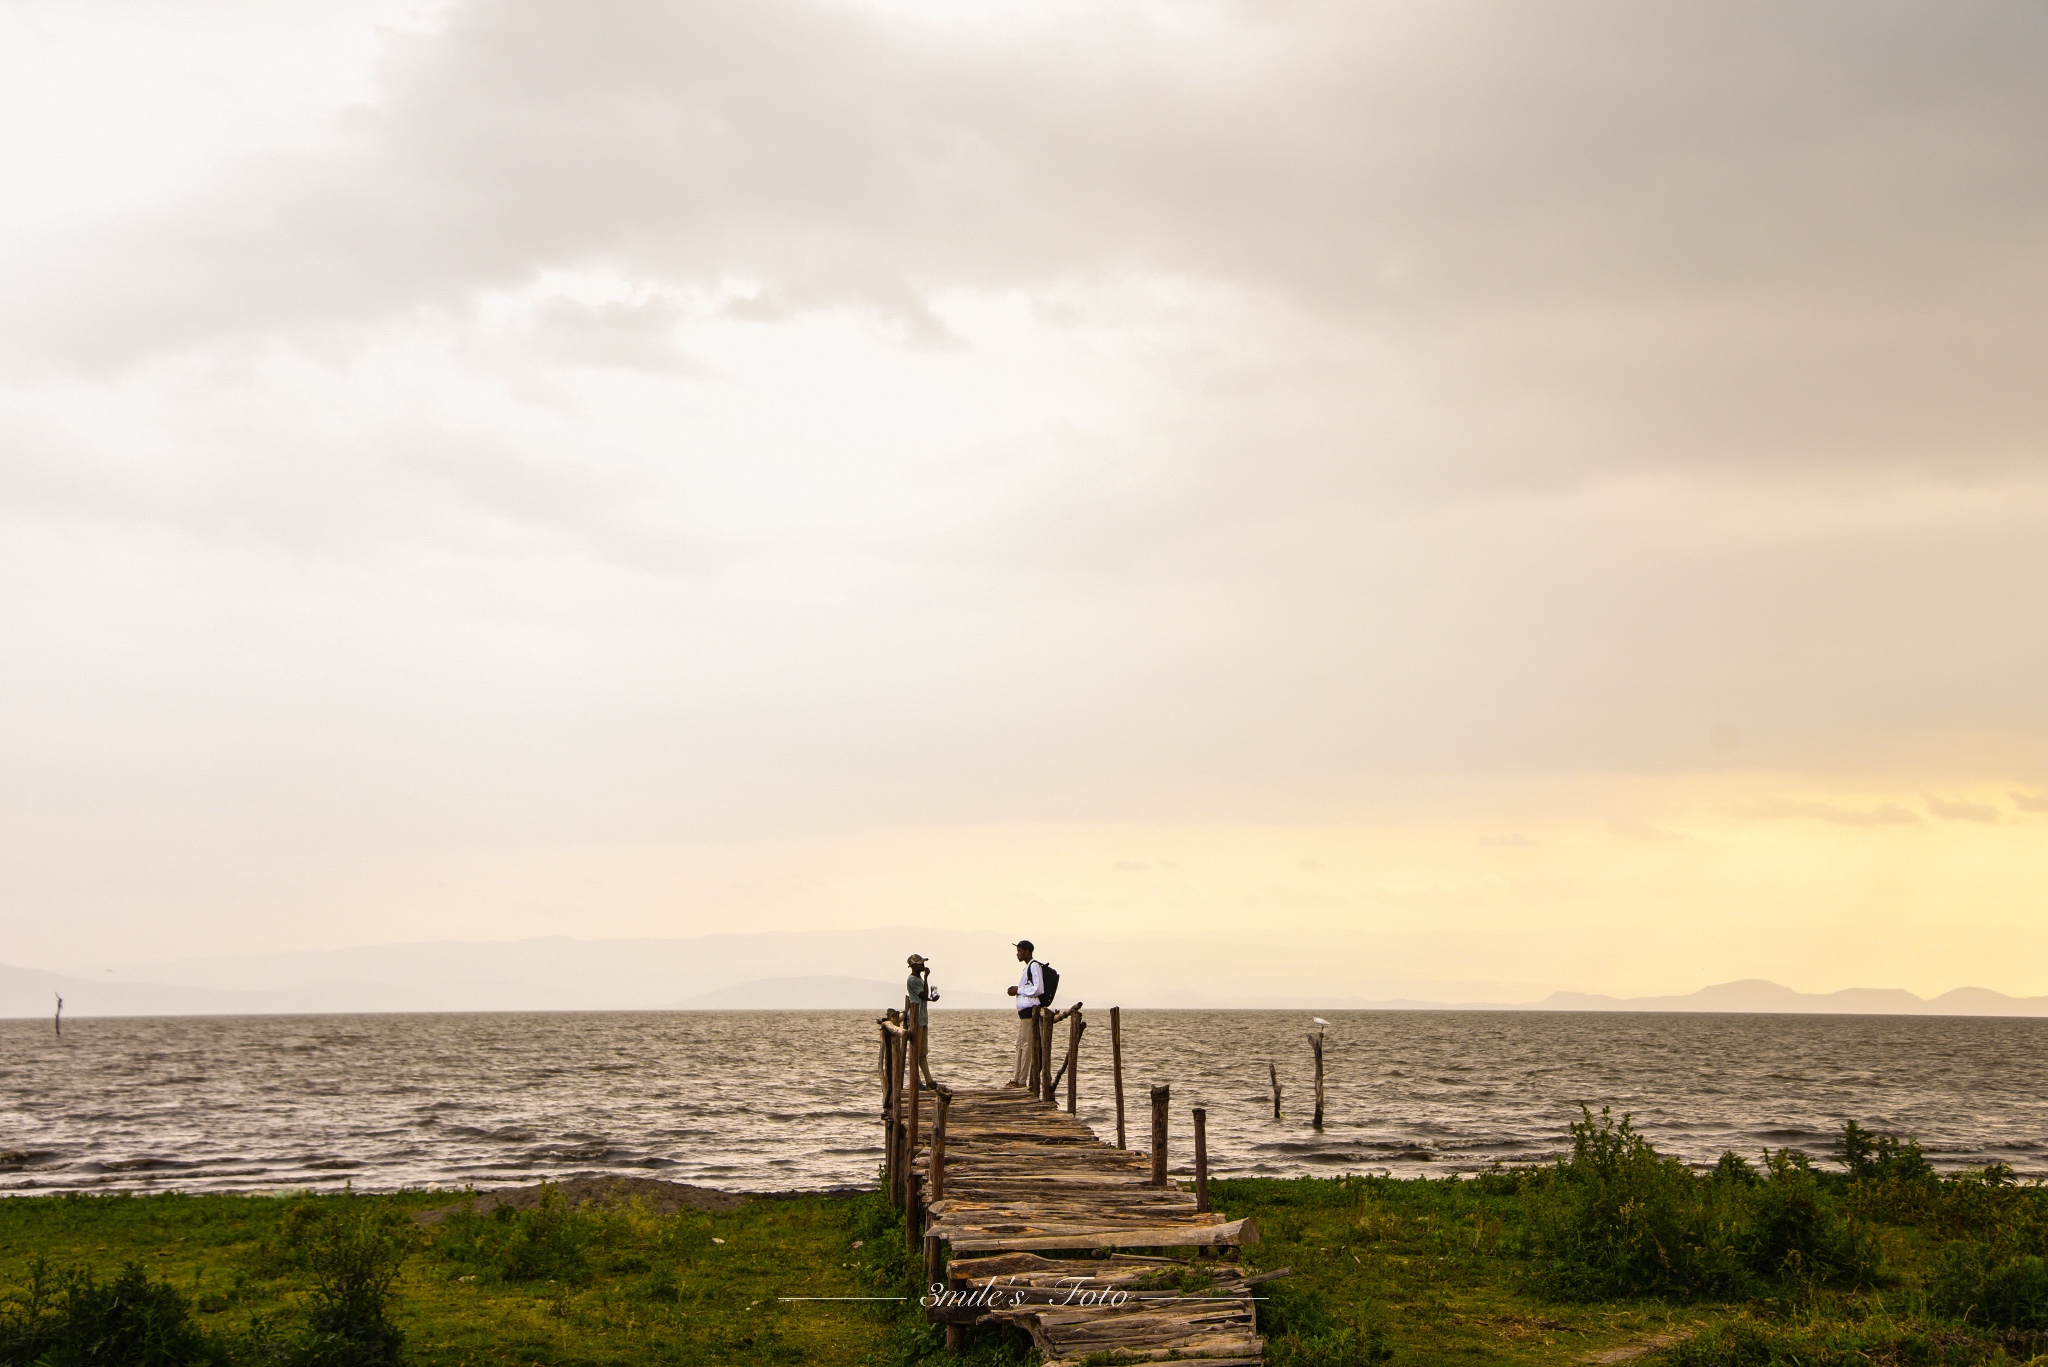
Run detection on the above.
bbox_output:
[1193,1106,1209,1212]
[1149,1084,1170,1186]
[1064,1012,1083,1114]
[1024,1012,1040,1098]
[1111,1007,1126,1149]
[945,1324,964,1353]
[931,1090,950,1201]
[1041,1010,1058,1104]
[924,1231,941,1295]
[1269,1060,1282,1120]
[907,1001,922,1163]
[1309,1029,1325,1130]
[892,1029,909,1205]
[906,1173,921,1253]
[881,1025,899,1205]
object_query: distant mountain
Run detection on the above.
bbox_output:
[1536,979,2048,1016]
[8,933,2045,1018]
[665,976,1009,1010]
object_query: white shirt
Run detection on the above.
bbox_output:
[1015,960,1044,1010]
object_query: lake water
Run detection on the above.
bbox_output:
[3,1010,2044,1196]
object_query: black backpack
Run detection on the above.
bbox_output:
[1035,960,1060,1008]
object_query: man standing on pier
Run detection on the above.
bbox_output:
[1006,939,1044,1088]
[906,953,938,1087]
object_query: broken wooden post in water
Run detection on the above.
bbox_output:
[1149,1084,1170,1186]
[1110,1006,1126,1148]
[1193,1106,1209,1213]
[1308,1027,1326,1130]
[1269,1060,1282,1119]
[1063,1009,1084,1114]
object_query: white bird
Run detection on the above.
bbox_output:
[1312,1017,1329,1026]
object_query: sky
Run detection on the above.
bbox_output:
[2,0,2046,999]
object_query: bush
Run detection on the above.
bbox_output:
[1259,1281,1392,1367]
[1523,1108,1743,1299]
[1736,1149,1883,1287]
[431,1187,591,1285]
[286,1205,417,1366]
[0,1258,220,1367]
[1930,1242,2048,1330]
[1833,1121,1934,1184]
[1523,1111,1881,1299]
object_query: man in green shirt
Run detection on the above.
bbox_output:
[905,953,938,1086]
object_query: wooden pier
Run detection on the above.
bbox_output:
[879,1008,1275,1365]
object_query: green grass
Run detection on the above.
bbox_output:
[5,1119,2047,1366]
[0,1188,905,1366]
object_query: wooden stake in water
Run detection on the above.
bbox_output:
[1308,1028,1325,1130]
[1149,1084,1170,1186]
[53,993,62,1039]
[1269,1060,1282,1119]
[1192,1106,1209,1213]
[1110,1007,1126,1149]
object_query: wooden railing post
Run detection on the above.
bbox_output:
[1064,1011,1083,1114]
[1111,1007,1125,1149]
[1026,1006,1044,1095]
[907,998,922,1162]
[1040,1010,1057,1104]
[1149,1084,1169,1186]
[906,1172,921,1253]
[1193,1107,1209,1212]
[892,1030,909,1205]
[931,1089,951,1201]
[881,1023,899,1205]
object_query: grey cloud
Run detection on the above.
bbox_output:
[2015,790,2048,813]
[6,0,2046,484]
[1925,794,2001,823]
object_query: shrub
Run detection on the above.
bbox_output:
[431,1186,591,1285]
[1931,1242,2048,1330]
[1523,1108,1742,1299]
[0,1258,220,1367]
[1712,1152,1759,1187]
[1833,1121,1933,1184]
[287,1204,417,1366]
[1259,1281,1391,1367]
[1736,1148,1883,1287]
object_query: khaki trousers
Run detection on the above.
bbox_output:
[1011,1011,1037,1085]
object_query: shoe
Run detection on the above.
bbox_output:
[1003,1081,1025,1088]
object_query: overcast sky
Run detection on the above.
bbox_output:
[3,0,2046,997]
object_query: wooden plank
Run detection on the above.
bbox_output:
[945,1216,1258,1253]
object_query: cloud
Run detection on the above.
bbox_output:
[7,1,2047,484]
[2009,791,2048,814]
[1744,800,1925,828]
[1925,794,2001,824]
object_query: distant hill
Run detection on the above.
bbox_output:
[1534,979,2048,1016]
[6,932,2045,1018]
[665,976,1009,1010]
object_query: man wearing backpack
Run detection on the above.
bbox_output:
[1006,940,1048,1088]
